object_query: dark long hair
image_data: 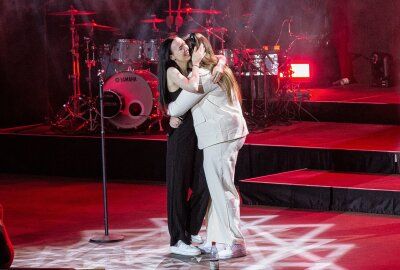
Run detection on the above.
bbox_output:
[157,37,183,111]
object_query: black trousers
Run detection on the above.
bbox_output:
[166,114,210,246]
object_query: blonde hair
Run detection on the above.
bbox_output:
[193,33,242,104]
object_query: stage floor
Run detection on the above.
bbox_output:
[3,120,400,153]
[2,173,400,270]
[245,121,400,152]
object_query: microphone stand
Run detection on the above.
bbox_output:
[90,69,124,243]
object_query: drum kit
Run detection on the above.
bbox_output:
[48,5,279,133]
[48,6,166,133]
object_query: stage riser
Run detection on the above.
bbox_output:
[0,134,397,181]
[240,182,400,215]
[240,101,400,125]
[239,100,400,125]
[295,102,400,125]
[0,134,166,181]
[248,146,397,176]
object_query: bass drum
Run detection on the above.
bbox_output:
[103,70,159,129]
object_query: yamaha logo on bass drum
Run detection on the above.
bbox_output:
[114,76,137,83]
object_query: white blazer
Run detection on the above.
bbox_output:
[168,68,248,149]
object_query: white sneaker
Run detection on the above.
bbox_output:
[198,242,212,254]
[218,243,247,259]
[170,240,201,256]
[198,242,225,254]
[191,234,204,244]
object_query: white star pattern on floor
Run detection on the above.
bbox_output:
[12,215,353,269]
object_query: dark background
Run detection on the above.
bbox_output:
[0,0,399,128]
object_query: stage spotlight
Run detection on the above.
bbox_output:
[290,64,310,78]
[280,63,311,81]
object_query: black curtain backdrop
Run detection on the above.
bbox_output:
[0,0,399,128]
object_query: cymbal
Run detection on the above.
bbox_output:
[188,27,228,33]
[75,20,118,31]
[189,8,221,14]
[141,18,166,23]
[165,8,222,15]
[48,8,95,16]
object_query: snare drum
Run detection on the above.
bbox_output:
[103,70,159,129]
[111,39,143,64]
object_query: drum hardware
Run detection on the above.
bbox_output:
[167,5,222,15]
[49,7,124,133]
[187,27,227,47]
[163,2,225,43]
[174,0,184,32]
[177,3,226,48]
[49,6,93,132]
[84,37,96,98]
[148,105,165,133]
[166,0,174,29]
[83,36,100,132]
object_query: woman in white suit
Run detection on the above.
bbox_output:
[168,33,248,259]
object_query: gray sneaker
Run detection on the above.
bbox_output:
[170,240,201,256]
[218,243,247,259]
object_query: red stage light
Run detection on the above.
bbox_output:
[280,63,311,79]
[291,64,310,78]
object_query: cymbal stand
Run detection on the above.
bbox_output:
[69,10,81,113]
[84,36,100,131]
[51,8,88,132]
[84,36,96,97]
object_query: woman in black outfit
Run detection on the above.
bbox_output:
[158,36,208,256]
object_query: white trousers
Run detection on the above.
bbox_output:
[203,136,246,246]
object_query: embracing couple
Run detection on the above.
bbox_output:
[158,33,248,259]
